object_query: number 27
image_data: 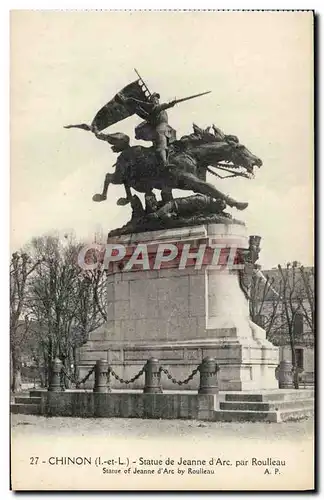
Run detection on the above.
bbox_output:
[30,457,39,465]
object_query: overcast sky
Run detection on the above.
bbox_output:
[10,11,314,268]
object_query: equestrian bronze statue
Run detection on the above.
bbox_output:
[65,71,262,235]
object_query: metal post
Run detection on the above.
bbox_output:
[143,358,162,394]
[276,360,294,389]
[48,358,64,392]
[93,359,110,393]
[198,357,219,394]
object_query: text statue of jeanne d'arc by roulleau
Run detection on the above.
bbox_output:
[65,70,262,236]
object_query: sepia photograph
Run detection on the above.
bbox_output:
[9,9,314,491]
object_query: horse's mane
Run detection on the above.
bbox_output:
[170,124,227,153]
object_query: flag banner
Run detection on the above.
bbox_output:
[92,79,149,131]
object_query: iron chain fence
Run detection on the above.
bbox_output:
[159,365,200,386]
[50,357,219,393]
[109,365,146,385]
[61,365,96,388]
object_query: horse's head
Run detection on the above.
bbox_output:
[221,132,263,176]
[184,124,262,178]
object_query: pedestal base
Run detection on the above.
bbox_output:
[78,224,279,391]
[79,324,278,391]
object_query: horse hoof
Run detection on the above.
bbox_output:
[236,202,248,211]
[117,198,130,206]
[92,194,106,202]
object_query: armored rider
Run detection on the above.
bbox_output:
[117,92,176,168]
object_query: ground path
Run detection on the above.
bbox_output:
[11,414,314,491]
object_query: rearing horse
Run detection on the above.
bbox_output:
[92,124,262,211]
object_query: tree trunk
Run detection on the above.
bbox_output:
[35,359,45,387]
[72,345,79,381]
[11,349,22,393]
[39,369,45,388]
[293,369,300,390]
[290,340,299,389]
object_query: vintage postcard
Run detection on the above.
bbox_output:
[10,10,314,491]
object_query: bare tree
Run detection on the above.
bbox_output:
[68,268,107,380]
[250,263,314,389]
[10,252,40,392]
[277,262,306,388]
[298,266,315,338]
[27,235,80,384]
[27,233,107,385]
[249,269,282,339]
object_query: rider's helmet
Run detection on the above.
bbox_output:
[150,92,160,104]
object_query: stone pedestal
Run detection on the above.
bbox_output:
[78,224,279,391]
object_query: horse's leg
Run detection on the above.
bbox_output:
[173,172,248,210]
[161,188,173,204]
[92,173,114,202]
[117,183,132,206]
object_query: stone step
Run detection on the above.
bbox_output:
[15,396,42,405]
[225,390,314,403]
[29,390,47,398]
[220,398,314,412]
[214,409,278,422]
[214,405,314,423]
[10,403,41,415]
